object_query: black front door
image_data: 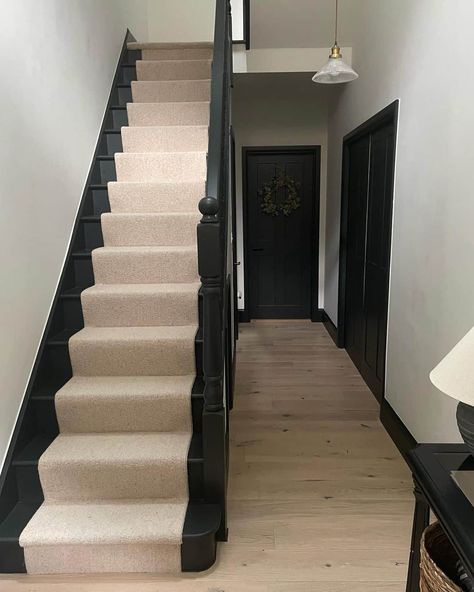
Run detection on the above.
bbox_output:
[244,147,319,319]
[343,109,396,401]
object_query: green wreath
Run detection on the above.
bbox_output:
[258,169,301,217]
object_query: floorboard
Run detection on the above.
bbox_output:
[0,320,413,591]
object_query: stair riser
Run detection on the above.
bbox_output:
[132,80,211,103]
[24,543,180,574]
[142,49,213,61]
[122,127,208,153]
[92,249,198,284]
[137,60,211,81]
[101,214,199,247]
[69,336,196,376]
[127,103,209,127]
[115,153,207,183]
[81,290,199,327]
[56,395,191,433]
[108,182,204,214]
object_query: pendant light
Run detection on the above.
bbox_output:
[312,0,358,84]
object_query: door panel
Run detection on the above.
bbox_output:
[245,150,318,319]
[344,119,395,401]
[345,136,370,368]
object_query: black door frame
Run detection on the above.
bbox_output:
[337,101,399,387]
[242,145,321,321]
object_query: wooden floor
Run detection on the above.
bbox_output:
[1,321,413,592]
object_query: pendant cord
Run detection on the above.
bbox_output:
[335,0,339,45]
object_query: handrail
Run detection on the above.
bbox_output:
[198,0,233,413]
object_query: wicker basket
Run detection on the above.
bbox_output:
[420,522,462,592]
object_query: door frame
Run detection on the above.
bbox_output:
[242,145,321,321]
[337,101,399,387]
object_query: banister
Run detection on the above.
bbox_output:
[198,0,232,413]
[197,0,233,541]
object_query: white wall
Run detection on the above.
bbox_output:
[0,0,149,469]
[325,0,474,442]
[233,74,333,310]
[147,0,215,42]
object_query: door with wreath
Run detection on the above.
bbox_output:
[243,147,320,319]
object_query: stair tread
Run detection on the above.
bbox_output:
[124,124,208,130]
[0,502,40,541]
[102,212,200,220]
[31,376,203,402]
[83,282,200,295]
[57,375,196,398]
[183,503,221,537]
[13,435,53,465]
[132,80,211,85]
[128,42,213,50]
[137,59,212,66]
[20,500,188,547]
[94,245,197,253]
[47,328,77,344]
[70,325,198,343]
[12,432,202,466]
[40,432,192,465]
[108,180,204,188]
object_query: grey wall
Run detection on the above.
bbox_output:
[325,0,474,442]
[0,0,149,469]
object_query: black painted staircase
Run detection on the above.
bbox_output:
[0,33,220,574]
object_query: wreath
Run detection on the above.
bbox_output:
[258,169,301,217]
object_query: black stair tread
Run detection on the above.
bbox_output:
[12,435,53,466]
[97,155,116,161]
[90,184,108,190]
[71,249,93,258]
[110,106,127,111]
[104,129,122,134]
[116,82,131,88]
[188,433,203,463]
[30,383,61,401]
[47,327,77,345]
[60,286,86,299]
[183,503,221,538]
[81,214,101,222]
[192,376,204,397]
[121,63,137,68]
[0,502,40,541]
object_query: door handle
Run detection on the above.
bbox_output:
[234,261,241,266]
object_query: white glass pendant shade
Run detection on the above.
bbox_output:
[312,56,358,84]
[312,46,358,84]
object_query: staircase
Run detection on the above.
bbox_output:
[0,0,234,572]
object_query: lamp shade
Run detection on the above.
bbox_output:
[312,55,359,84]
[430,327,474,405]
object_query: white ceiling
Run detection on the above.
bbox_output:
[249,0,355,49]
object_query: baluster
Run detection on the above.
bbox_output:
[197,196,223,412]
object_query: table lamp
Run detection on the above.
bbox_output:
[430,327,474,454]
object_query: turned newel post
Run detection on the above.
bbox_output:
[198,196,223,412]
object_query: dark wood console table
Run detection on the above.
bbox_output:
[406,444,474,592]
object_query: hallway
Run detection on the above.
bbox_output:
[1,321,413,591]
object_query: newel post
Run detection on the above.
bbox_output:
[198,196,223,412]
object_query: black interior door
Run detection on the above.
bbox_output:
[245,148,319,319]
[344,119,395,401]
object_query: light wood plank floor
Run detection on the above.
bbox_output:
[0,321,413,592]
